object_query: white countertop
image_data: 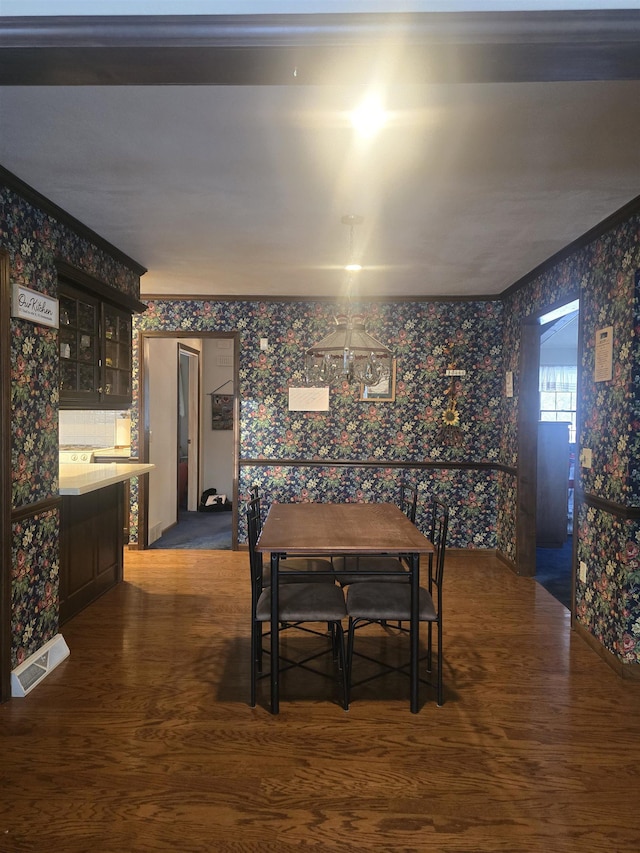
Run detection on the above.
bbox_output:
[59,462,154,496]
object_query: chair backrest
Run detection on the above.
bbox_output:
[428,498,449,594]
[400,482,418,523]
[246,496,264,595]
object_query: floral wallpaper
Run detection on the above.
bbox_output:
[503,212,640,663]
[238,464,498,549]
[4,174,640,674]
[2,181,142,666]
[11,510,59,669]
[135,298,505,549]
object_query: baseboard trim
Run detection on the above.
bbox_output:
[446,547,496,559]
[496,549,517,572]
[573,619,640,680]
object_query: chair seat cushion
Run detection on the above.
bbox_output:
[332,555,409,585]
[346,582,436,622]
[257,582,347,622]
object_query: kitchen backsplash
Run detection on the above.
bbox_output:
[59,410,130,447]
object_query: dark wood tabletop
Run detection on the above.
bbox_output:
[256,502,434,556]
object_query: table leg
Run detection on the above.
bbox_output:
[270,552,280,714]
[410,552,419,713]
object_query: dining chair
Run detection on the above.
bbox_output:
[345,497,449,707]
[247,499,349,709]
[247,488,336,582]
[333,482,419,585]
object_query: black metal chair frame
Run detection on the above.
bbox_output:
[247,498,348,710]
[345,498,449,706]
[333,481,419,585]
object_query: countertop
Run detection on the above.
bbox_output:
[59,462,154,496]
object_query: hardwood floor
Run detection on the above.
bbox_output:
[2,549,640,852]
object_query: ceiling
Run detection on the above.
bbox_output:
[1,9,640,300]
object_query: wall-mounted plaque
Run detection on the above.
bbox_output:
[594,326,613,382]
[11,284,59,328]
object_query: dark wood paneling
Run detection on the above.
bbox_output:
[536,422,570,548]
[516,321,541,577]
[56,259,147,313]
[11,496,61,522]
[240,458,517,474]
[581,490,640,520]
[142,292,501,304]
[0,250,11,703]
[2,12,640,85]
[59,485,124,624]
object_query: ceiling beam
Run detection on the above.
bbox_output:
[2,11,640,86]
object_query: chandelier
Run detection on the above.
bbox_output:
[305,216,393,388]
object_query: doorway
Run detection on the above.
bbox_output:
[139,332,239,550]
[517,297,579,608]
[535,301,579,609]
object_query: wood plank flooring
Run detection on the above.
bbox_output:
[2,549,640,852]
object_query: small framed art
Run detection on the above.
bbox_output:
[359,358,396,402]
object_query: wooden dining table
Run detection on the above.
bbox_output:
[255,501,435,714]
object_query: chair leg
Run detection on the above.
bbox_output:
[250,618,257,707]
[436,620,444,706]
[335,623,349,711]
[426,621,433,673]
[330,623,340,662]
[345,617,363,707]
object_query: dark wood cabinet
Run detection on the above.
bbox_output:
[536,421,570,548]
[59,281,133,409]
[59,484,125,624]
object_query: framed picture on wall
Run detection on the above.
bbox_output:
[211,394,234,430]
[359,359,396,402]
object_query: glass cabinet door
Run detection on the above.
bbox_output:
[59,282,134,409]
[59,290,100,402]
[103,307,133,402]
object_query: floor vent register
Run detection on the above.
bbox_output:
[11,634,70,697]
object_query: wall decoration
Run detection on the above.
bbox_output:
[289,386,330,411]
[594,325,614,382]
[440,355,465,446]
[11,284,59,328]
[359,358,396,401]
[210,391,234,431]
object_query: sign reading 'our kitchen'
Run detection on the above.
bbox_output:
[11,284,59,329]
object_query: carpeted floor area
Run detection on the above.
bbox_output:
[149,509,232,550]
[536,537,572,609]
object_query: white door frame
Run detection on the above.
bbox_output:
[178,344,200,513]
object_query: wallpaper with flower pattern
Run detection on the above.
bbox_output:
[503,213,640,663]
[11,510,59,669]
[5,176,640,671]
[135,298,504,548]
[2,182,141,665]
[238,464,498,548]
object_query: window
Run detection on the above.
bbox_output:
[539,365,577,442]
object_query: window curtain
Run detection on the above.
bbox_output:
[539,365,577,392]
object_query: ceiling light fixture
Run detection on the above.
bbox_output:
[305,215,393,389]
[350,97,387,137]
